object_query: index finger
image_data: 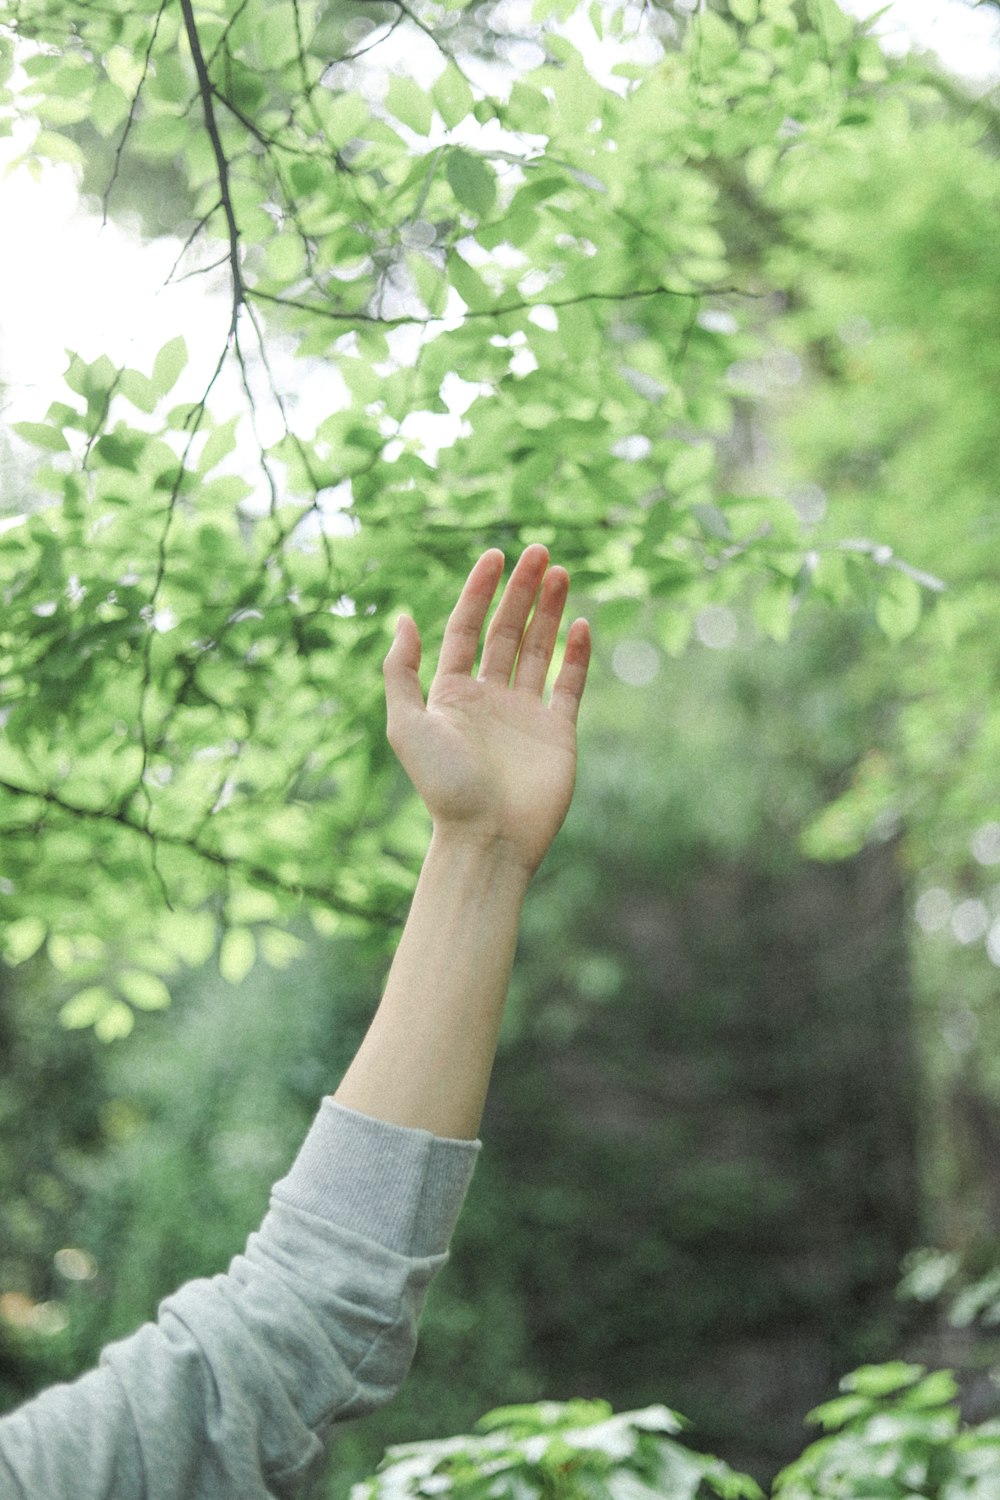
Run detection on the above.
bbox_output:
[435,549,506,678]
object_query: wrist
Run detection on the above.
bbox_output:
[427,822,536,893]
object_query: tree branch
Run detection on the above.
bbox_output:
[102,0,168,227]
[249,279,763,328]
[179,0,245,338]
[0,778,393,923]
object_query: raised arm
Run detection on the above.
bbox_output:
[0,545,589,1500]
[334,543,591,1139]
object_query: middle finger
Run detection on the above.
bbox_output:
[477,544,550,683]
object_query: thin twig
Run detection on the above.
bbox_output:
[102,0,168,226]
[249,279,764,328]
[179,0,245,338]
[0,778,392,921]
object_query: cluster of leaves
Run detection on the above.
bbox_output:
[356,1368,1000,1500]
[737,41,1000,1190]
[898,1250,1000,1333]
[753,52,1000,896]
[773,1363,1000,1499]
[0,0,960,1032]
[354,1399,762,1500]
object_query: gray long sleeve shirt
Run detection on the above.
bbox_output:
[0,1100,480,1500]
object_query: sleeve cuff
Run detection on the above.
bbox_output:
[270,1099,480,1259]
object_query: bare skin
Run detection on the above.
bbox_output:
[333,544,591,1139]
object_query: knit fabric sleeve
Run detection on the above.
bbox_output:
[0,1100,480,1500]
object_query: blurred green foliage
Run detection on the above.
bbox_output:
[3,0,1000,1495]
[0,626,929,1488]
[0,0,986,1020]
[355,1398,762,1500]
[772,1362,1000,1500]
[351,1372,1000,1500]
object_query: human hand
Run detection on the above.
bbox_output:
[383,545,591,878]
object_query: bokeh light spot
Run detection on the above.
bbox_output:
[971,822,1000,865]
[951,898,988,945]
[611,639,659,686]
[695,606,738,650]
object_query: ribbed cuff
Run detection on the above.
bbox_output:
[270,1099,480,1258]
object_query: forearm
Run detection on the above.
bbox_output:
[333,829,531,1139]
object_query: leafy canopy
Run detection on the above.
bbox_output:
[0,0,976,1031]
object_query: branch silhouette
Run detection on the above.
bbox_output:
[179,0,245,338]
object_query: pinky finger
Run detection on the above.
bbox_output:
[549,618,591,723]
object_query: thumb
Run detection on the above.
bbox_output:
[383,615,425,747]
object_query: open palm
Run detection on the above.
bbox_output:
[383,546,591,878]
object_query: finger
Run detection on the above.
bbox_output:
[549,618,591,724]
[512,565,569,696]
[436,549,505,679]
[383,615,425,748]
[478,543,550,684]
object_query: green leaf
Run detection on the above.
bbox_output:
[117,969,172,1010]
[48,62,93,97]
[667,444,714,492]
[152,336,188,397]
[198,415,240,474]
[131,115,190,156]
[33,129,84,166]
[408,251,448,317]
[258,7,301,65]
[386,75,433,135]
[95,1001,135,1042]
[313,89,369,148]
[64,350,116,401]
[265,232,308,281]
[754,578,794,643]
[503,80,551,133]
[841,1362,925,1398]
[258,927,305,968]
[94,432,142,471]
[220,927,256,984]
[532,0,577,21]
[728,0,758,21]
[656,609,693,657]
[446,148,496,218]
[228,887,281,924]
[448,252,495,313]
[693,10,740,63]
[691,504,731,542]
[45,400,81,429]
[902,1370,960,1409]
[809,0,853,45]
[60,985,113,1029]
[105,43,145,94]
[159,909,217,965]
[36,93,93,125]
[875,571,922,642]
[432,63,475,128]
[197,474,255,506]
[290,158,325,194]
[950,1273,1000,1327]
[148,54,190,105]
[804,1393,871,1431]
[119,368,159,413]
[13,421,70,452]
[854,36,888,83]
[3,916,47,964]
